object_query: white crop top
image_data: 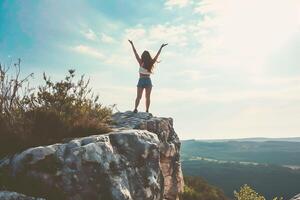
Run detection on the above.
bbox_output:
[139,66,151,75]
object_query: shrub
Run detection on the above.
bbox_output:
[0,59,112,157]
[180,176,228,200]
[180,178,284,200]
[234,185,283,200]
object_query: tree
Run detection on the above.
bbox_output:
[234,185,283,200]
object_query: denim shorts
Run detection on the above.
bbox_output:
[137,77,152,88]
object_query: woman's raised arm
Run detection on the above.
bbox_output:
[128,40,141,65]
[153,43,168,63]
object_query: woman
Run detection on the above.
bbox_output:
[128,40,168,113]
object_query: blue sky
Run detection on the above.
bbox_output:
[1,0,300,139]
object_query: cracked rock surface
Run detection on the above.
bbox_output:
[0,191,45,200]
[0,111,184,200]
[290,194,300,200]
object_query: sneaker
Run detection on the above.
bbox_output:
[133,109,138,113]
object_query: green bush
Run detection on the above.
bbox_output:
[180,177,285,200]
[234,185,283,200]
[0,60,112,157]
[180,176,228,200]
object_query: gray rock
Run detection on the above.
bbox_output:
[0,111,184,200]
[0,191,45,200]
[112,111,184,200]
[290,194,300,200]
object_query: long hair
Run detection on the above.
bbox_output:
[141,50,155,73]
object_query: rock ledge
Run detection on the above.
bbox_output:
[0,111,184,200]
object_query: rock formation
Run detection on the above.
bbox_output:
[290,194,300,200]
[112,111,184,199]
[0,111,184,200]
[0,191,45,200]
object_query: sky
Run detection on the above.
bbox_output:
[1,0,300,140]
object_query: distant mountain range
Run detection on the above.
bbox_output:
[182,137,300,142]
[180,138,300,199]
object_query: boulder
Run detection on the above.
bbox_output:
[112,111,184,200]
[0,111,184,200]
[0,191,45,200]
[290,194,300,200]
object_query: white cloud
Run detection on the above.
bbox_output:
[193,0,224,15]
[251,75,300,86]
[176,70,217,81]
[148,24,188,46]
[72,45,104,60]
[101,33,116,43]
[209,103,300,139]
[104,54,132,67]
[125,27,146,41]
[165,0,190,9]
[82,29,98,41]
[124,24,188,48]
[81,30,116,44]
[192,0,300,74]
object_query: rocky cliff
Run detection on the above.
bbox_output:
[0,111,184,200]
[290,194,300,200]
[0,191,45,200]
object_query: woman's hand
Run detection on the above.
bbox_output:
[153,43,168,62]
[161,43,168,48]
[128,39,133,45]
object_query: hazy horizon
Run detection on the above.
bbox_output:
[1,0,300,140]
[181,136,300,140]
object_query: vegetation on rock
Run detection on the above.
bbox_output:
[180,176,228,200]
[234,184,283,200]
[181,177,285,200]
[0,60,112,157]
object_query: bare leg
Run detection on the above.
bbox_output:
[134,87,144,111]
[145,87,152,112]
